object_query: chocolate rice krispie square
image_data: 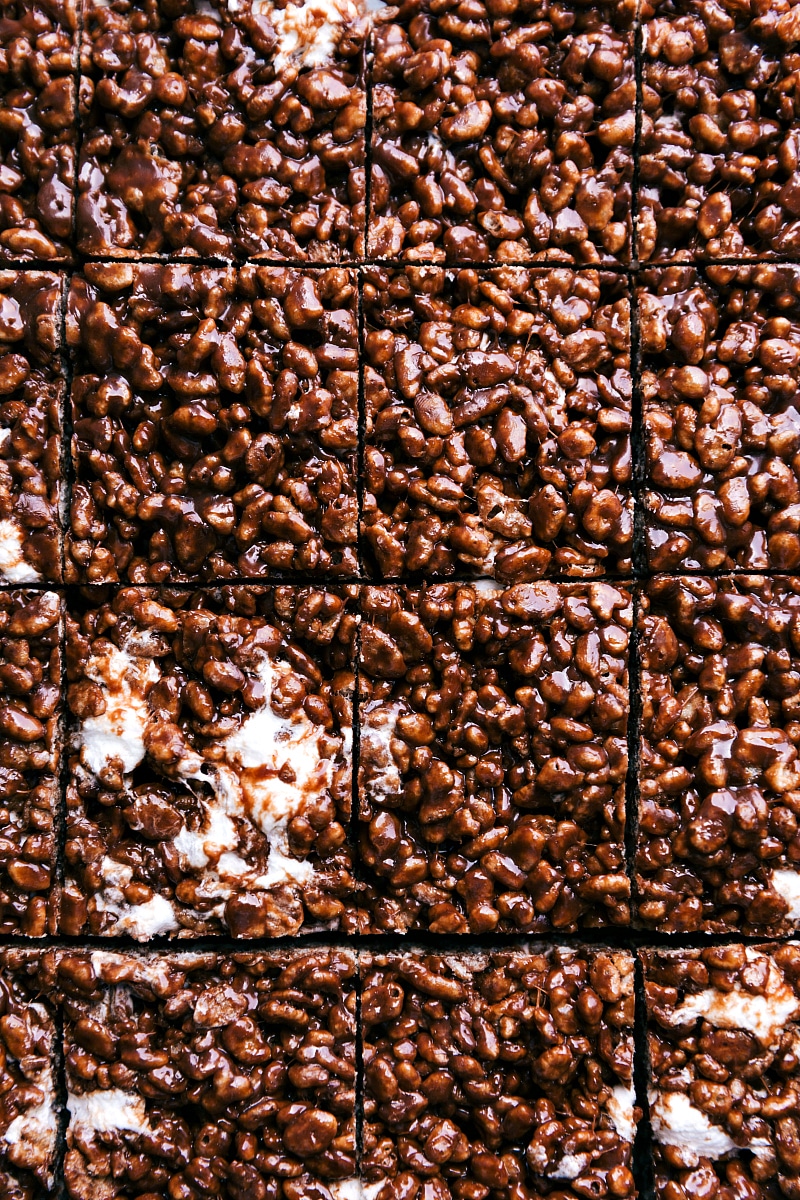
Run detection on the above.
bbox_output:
[362,265,632,581]
[55,947,356,1200]
[638,574,800,935]
[76,0,367,261]
[642,263,800,574]
[62,583,357,939]
[362,948,637,1200]
[644,943,800,1199]
[369,0,636,265]
[66,263,359,583]
[0,271,64,584]
[358,580,631,934]
[0,0,77,263]
[0,950,58,1200]
[0,591,61,938]
[639,0,800,262]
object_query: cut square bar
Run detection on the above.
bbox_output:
[362,948,637,1199]
[644,943,800,1198]
[369,0,636,265]
[358,581,631,934]
[639,0,800,262]
[642,263,800,574]
[0,590,61,938]
[77,0,367,261]
[66,264,359,583]
[62,584,357,939]
[0,0,77,262]
[56,947,356,1200]
[0,949,58,1200]
[638,574,800,934]
[363,265,632,581]
[0,271,64,584]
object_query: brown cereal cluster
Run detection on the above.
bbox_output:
[66,263,359,582]
[645,943,800,1199]
[642,263,800,574]
[640,0,800,261]
[63,584,357,940]
[362,949,637,1200]
[363,265,632,581]
[77,0,367,260]
[0,950,57,1200]
[0,0,77,263]
[0,271,63,584]
[637,575,800,934]
[0,591,61,939]
[370,0,636,264]
[359,581,631,933]
[52,948,357,1200]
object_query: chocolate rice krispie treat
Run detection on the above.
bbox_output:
[369,0,636,265]
[0,950,58,1200]
[638,574,800,935]
[359,581,631,934]
[642,263,800,574]
[76,0,368,260]
[53,947,356,1200]
[363,266,632,581]
[0,0,77,263]
[0,271,63,584]
[62,584,356,939]
[0,591,61,938]
[639,0,800,262]
[66,263,358,582]
[644,943,800,1199]
[362,948,637,1200]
